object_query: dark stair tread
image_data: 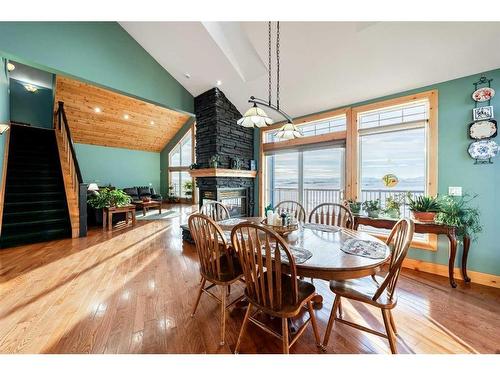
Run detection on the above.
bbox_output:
[1,125,72,248]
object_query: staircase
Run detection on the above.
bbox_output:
[0,125,71,248]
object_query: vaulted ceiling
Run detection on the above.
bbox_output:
[120,22,500,120]
[54,76,191,152]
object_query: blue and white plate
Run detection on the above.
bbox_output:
[468,140,499,160]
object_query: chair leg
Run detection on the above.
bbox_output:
[322,294,341,349]
[307,301,321,348]
[220,286,227,346]
[227,285,231,296]
[388,309,398,336]
[191,277,206,317]
[338,298,343,318]
[381,308,398,354]
[282,318,290,354]
[234,303,252,354]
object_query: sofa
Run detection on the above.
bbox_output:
[123,186,162,202]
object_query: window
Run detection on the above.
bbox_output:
[358,100,428,216]
[265,114,346,143]
[353,92,438,249]
[168,128,194,199]
[261,110,348,213]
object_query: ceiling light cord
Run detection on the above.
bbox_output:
[276,21,280,111]
[268,21,272,106]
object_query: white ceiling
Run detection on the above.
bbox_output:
[120,22,500,119]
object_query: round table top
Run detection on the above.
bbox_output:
[217,217,391,281]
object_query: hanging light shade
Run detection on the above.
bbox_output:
[275,122,303,140]
[237,104,274,128]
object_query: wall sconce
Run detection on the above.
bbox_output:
[0,123,10,135]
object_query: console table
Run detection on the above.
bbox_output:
[103,205,136,231]
[353,216,471,288]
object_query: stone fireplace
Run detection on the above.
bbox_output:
[193,88,255,217]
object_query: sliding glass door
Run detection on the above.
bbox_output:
[265,144,345,212]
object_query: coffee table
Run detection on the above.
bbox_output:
[133,200,162,217]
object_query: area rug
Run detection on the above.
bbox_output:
[137,210,180,220]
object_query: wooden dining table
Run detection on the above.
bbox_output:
[217,217,391,290]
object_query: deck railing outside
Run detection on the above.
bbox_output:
[268,187,424,217]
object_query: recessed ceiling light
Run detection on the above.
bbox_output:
[24,84,38,93]
[216,80,222,86]
[150,121,155,125]
[94,107,101,113]
[123,114,129,120]
[7,62,15,72]
[184,73,191,79]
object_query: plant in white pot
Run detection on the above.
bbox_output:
[362,199,381,218]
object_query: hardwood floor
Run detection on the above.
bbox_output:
[0,204,499,354]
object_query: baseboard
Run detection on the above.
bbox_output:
[402,258,500,289]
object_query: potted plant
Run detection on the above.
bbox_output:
[435,194,482,240]
[183,180,193,199]
[87,188,132,225]
[406,193,440,222]
[346,199,361,215]
[209,154,221,168]
[362,199,381,218]
[383,194,404,219]
[166,184,178,203]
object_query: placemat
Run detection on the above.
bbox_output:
[217,218,248,226]
[303,223,340,233]
[340,238,387,259]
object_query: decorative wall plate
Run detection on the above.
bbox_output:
[472,87,495,102]
[468,140,499,160]
[469,119,497,139]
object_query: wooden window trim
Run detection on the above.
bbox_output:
[168,123,196,204]
[258,90,438,251]
[350,90,439,251]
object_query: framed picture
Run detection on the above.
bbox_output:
[472,106,494,121]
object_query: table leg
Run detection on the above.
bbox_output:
[159,204,162,214]
[132,210,136,225]
[102,210,106,230]
[108,211,113,231]
[461,235,471,283]
[126,212,129,225]
[143,207,146,217]
[446,233,458,288]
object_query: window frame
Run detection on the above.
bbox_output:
[168,123,196,203]
[259,90,438,251]
[350,90,438,251]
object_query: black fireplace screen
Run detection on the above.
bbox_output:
[200,188,249,218]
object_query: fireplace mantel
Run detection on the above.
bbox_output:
[188,168,257,179]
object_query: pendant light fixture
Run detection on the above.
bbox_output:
[238,22,302,139]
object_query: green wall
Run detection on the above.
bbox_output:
[10,78,53,128]
[0,59,9,182]
[0,22,193,114]
[0,22,195,202]
[74,144,160,193]
[256,68,500,276]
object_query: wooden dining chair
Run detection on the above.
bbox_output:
[231,222,321,354]
[188,213,244,346]
[322,218,415,354]
[200,201,231,221]
[275,200,306,222]
[308,203,354,229]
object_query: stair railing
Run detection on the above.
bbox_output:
[55,101,87,237]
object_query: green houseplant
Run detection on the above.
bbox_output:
[383,194,405,219]
[346,199,361,215]
[406,193,440,222]
[362,199,381,218]
[435,194,482,240]
[167,184,178,203]
[87,188,131,209]
[183,180,193,198]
